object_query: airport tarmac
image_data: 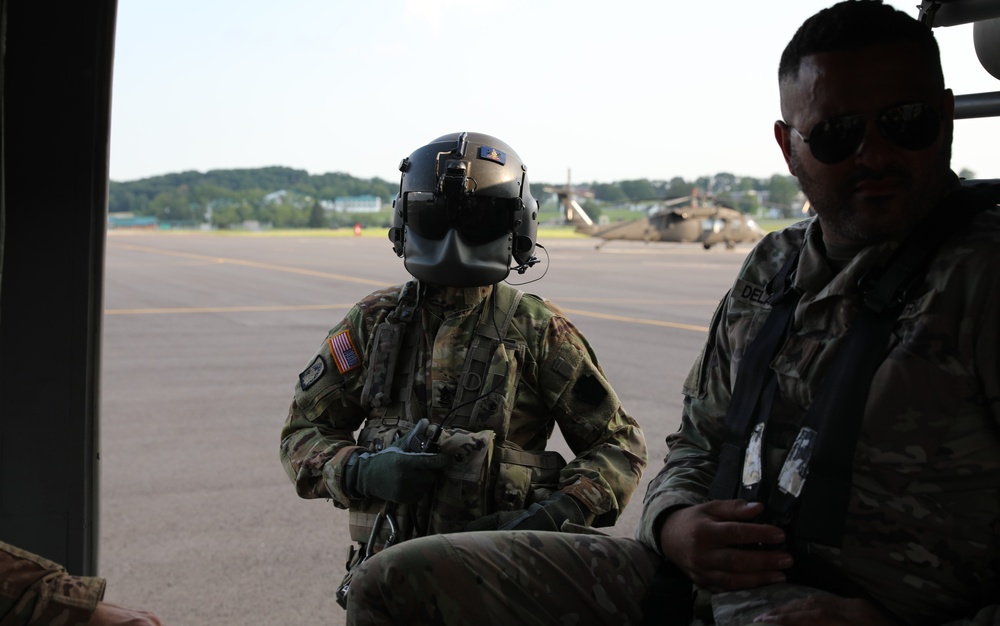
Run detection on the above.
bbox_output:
[99,230,754,625]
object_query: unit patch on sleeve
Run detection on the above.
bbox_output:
[328,329,361,375]
[572,374,608,407]
[298,355,326,390]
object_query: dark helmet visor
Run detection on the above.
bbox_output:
[404,191,520,245]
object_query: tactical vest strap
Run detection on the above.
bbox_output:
[498,446,566,469]
[447,283,524,430]
[360,281,421,416]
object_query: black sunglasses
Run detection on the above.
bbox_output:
[403,191,520,245]
[785,102,941,164]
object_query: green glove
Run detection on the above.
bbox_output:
[344,419,449,504]
[466,492,589,532]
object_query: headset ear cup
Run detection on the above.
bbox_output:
[513,235,533,265]
[388,227,404,257]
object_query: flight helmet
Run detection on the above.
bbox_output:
[389,132,539,287]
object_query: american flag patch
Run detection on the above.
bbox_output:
[328,329,360,374]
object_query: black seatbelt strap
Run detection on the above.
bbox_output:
[781,184,1000,545]
[709,250,801,501]
[712,183,999,542]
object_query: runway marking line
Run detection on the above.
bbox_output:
[106,243,711,333]
[104,304,353,315]
[109,242,392,288]
[559,308,709,333]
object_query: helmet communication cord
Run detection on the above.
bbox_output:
[507,243,548,286]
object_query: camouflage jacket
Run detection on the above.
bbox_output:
[637,206,1000,624]
[280,282,646,528]
[0,541,105,625]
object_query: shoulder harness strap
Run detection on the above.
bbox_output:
[710,183,999,547]
[447,283,524,430]
[360,281,421,416]
[788,183,1000,545]
[709,249,801,501]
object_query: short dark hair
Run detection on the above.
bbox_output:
[778,0,943,88]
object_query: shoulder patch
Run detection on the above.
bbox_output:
[328,329,361,375]
[298,355,326,390]
[572,374,608,407]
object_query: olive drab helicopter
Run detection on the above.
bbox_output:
[546,172,766,250]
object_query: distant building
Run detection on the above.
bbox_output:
[333,195,382,213]
[107,213,158,230]
[263,189,291,205]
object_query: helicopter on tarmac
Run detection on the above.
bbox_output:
[547,174,766,250]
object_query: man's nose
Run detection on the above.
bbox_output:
[852,118,897,167]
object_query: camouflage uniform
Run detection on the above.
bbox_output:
[0,541,105,625]
[280,282,646,535]
[345,205,1000,626]
[638,206,1000,624]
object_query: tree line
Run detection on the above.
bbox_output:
[108,166,805,229]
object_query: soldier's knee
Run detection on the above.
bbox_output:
[348,538,443,612]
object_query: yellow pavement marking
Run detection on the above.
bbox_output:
[106,303,710,332]
[559,308,709,333]
[109,242,393,288]
[105,304,353,315]
[107,243,710,332]
[553,297,718,305]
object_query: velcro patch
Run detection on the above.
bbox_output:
[572,374,608,407]
[478,145,506,165]
[298,355,326,390]
[733,278,771,307]
[328,329,361,375]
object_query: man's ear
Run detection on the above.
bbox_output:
[774,121,795,176]
[941,88,956,138]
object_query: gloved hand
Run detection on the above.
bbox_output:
[343,419,449,504]
[465,491,589,532]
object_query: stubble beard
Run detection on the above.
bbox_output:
[791,142,953,245]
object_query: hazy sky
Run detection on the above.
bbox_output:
[109,1,1000,185]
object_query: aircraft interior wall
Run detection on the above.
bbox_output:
[0,0,118,576]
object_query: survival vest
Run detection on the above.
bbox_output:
[348,280,567,548]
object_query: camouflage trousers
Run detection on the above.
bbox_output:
[345,530,661,626]
[344,530,848,626]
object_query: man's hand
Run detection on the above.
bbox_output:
[89,601,164,625]
[340,419,450,504]
[754,595,897,626]
[659,500,792,591]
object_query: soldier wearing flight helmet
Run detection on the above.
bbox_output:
[279,131,646,607]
